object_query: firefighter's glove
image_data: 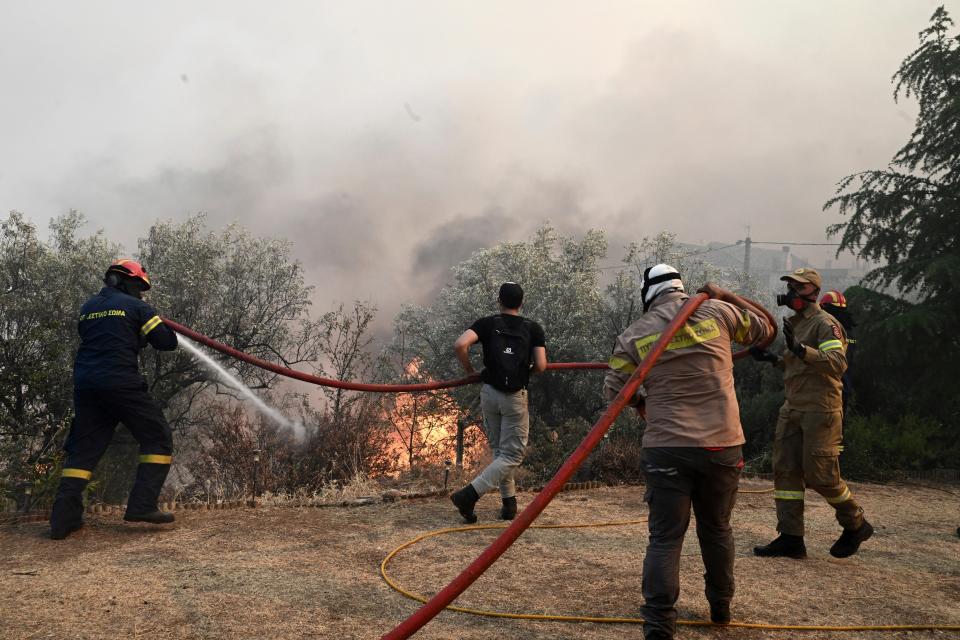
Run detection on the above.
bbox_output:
[782,320,805,359]
[749,346,781,365]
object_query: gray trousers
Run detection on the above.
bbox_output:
[641,446,743,640]
[470,384,529,499]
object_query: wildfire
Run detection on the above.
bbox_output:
[384,359,478,469]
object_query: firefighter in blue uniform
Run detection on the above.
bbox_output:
[50,259,178,539]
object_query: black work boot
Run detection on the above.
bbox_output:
[753,533,807,559]
[123,510,175,524]
[829,519,874,558]
[499,496,517,521]
[50,477,87,540]
[710,602,731,625]
[50,521,84,540]
[125,460,170,514]
[450,484,479,523]
[643,623,675,640]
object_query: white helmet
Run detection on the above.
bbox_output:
[641,263,683,312]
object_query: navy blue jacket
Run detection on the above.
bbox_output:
[73,287,178,390]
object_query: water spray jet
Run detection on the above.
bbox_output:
[178,336,306,439]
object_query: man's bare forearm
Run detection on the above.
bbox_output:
[455,346,476,375]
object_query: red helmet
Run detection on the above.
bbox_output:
[819,289,846,308]
[106,259,151,290]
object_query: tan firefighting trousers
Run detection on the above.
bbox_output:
[773,408,864,536]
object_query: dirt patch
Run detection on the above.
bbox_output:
[1,482,958,639]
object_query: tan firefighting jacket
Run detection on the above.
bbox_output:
[779,303,847,412]
[603,291,772,448]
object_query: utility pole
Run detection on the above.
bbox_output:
[742,225,752,291]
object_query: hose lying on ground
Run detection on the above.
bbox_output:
[381,519,960,632]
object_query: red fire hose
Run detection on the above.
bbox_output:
[162,318,605,392]
[381,293,719,639]
[161,293,773,393]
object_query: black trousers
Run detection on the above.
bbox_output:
[51,387,173,530]
[640,446,743,640]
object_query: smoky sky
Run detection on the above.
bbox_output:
[1,0,948,323]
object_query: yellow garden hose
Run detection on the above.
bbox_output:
[381,516,960,632]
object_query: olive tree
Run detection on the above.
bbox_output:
[136,214,323,432]
[0,211,118,507]
[392,225,613,480]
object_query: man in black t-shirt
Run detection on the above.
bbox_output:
[450,282,547,522]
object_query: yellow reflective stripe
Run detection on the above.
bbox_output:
[62,468,93,480]
[774,490,805,500]
[140,315,163,336]
[818,339,843,352]
[608,355,637,374]
[826,487,853,504]
[634,318,721,359]
[139,454,172,465]
[733,309,752,344]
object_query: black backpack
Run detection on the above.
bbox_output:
[487,316,533,392]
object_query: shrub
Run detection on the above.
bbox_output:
[841,412,959,479]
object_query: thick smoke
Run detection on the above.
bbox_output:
[2,2,929,326]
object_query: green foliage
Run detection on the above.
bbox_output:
[137,215,320,431]
[844,285,960,426]
[622,232,738,293]
[824,7,960,473]
[141,230,397,486]
[393,225,612,477]
[0,211,118,502]
[841,412,959,479]
[392,226,774,481]
[826,7,960,307]
[733,356,785,471]
[0,212,396,506]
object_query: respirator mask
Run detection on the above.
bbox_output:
[777,288,815,312]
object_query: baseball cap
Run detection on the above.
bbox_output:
[780,267,822,289]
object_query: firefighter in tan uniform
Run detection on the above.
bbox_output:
[751,267,873,559]
[604,265,773,640]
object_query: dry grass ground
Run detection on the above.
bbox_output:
[1,481,958,640]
